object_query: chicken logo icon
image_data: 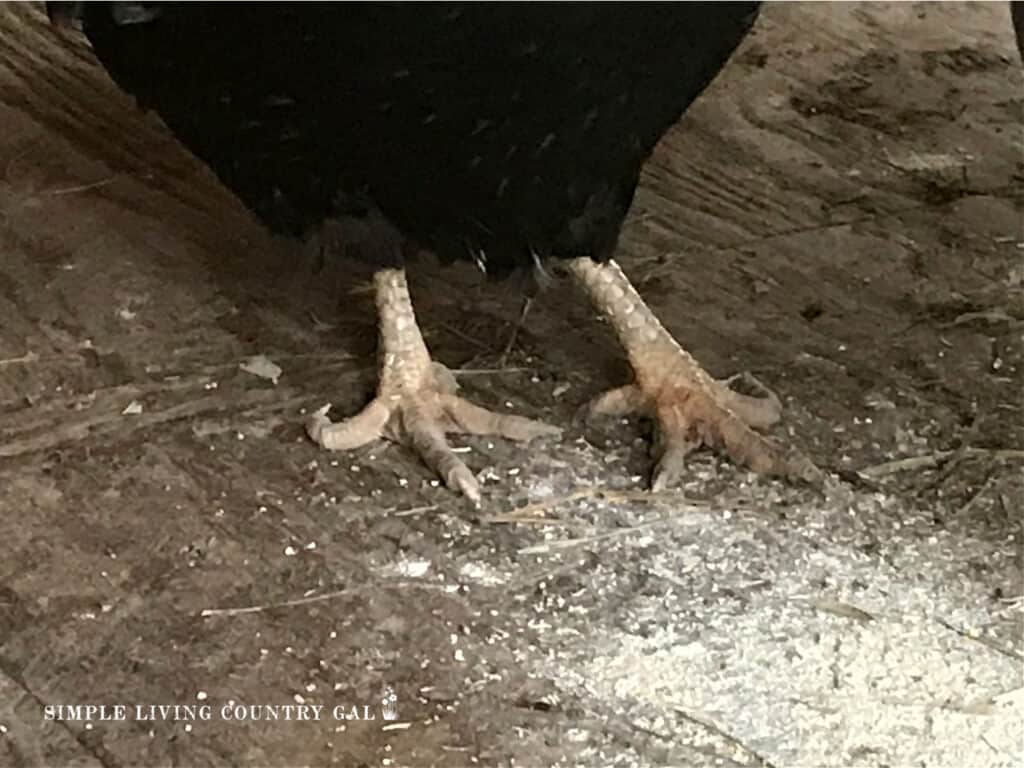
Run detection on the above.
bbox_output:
[380,687,398,721]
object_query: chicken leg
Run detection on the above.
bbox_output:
[307,268,561,504]
[568,257,820,489]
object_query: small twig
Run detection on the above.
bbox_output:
[957,475,996,517]
[485,487,686,525]
[200,580,449,618]
[674,708,778,768]
[453,367,529,376]
[941,309,1017,328]
[48,176,119,195]
[487,515,569,526]
[498,295,533,367]
[0,351,39,367]
[307,311,335,331]
[438,322,491,351]
[805,597,876,624]
[391,504,439,517]
[517,503,712,556]
[484,489,597,524]
[200,587,365,617]
[860,448,1024,478]
[934,618,1024,662]
[271,351,356,361]
[979,734,1002,755]
[860,451,957,476]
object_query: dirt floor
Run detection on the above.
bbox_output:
[0,2,1022,767]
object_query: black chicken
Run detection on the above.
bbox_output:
[47,2,818,502]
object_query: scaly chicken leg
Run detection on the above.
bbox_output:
[568,257,820,489]
[307,268,560,503]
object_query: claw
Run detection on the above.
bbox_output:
[307,266,560,502]
[715,371,782,430]
[445,463,482,506]
[306,403,334,443]
[308,397,390,451]
[650,437,698,492]
[568,257,819,489]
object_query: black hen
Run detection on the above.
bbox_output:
[48,2,816,502]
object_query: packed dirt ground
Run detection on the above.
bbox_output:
[1,2,1022,766]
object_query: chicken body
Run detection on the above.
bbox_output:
[49,2,816,500]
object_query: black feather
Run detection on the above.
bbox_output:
[54,2,760,276]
